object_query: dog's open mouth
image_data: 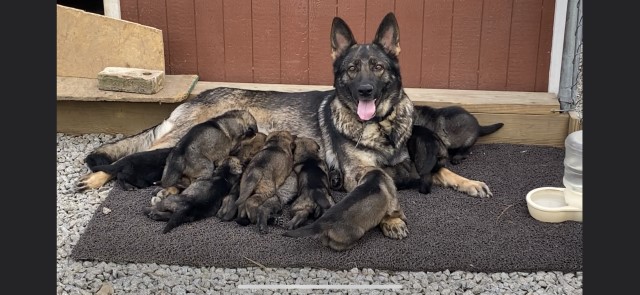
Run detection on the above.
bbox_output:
[357,99,377,121]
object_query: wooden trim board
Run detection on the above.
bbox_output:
[57,82,568,147]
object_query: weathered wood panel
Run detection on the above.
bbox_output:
[478,0,513,90]
[194,0,225,82]
[421,0,454,89]
[449,0,483,89]
[118,0,555,92]
[165,0,198,75]
[57,5,164,79]
[252,0,281,84]
[281,0,310,84]
[535,0,556,92]
[308,0,337,85]
[395,0,425,87]
[223,0,253,82]
[507,0,543,91]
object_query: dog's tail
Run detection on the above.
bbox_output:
[478,123,504,136]
[282,222,321,238]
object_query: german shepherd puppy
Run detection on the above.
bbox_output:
[235,131,296,233]
[407,125,448,194]
[413,106,504,165]
[154,109,257,200]
[79,13,495,239]
[283,166,406,251]
[216,132,267,221]
[287,136,335,229]
[77,148,172,192]
[143,156,244,233]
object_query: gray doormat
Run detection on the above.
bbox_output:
[71,144,582,272]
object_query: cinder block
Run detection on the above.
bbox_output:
[97,67,165,94]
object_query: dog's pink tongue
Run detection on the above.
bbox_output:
[357,100,376,121]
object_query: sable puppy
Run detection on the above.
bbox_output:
[406,125,449,194]
[287,137,335,229]
[216,132,267,221]
[413,106,503,165]
[155,109,257,200]
[235,130,296,233]
[78,148,172,191]
[143,156,244,233]
[283,166,407,251]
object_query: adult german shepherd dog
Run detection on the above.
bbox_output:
[78,13,494,239]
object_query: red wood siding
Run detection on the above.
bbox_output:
[122,0,555,91]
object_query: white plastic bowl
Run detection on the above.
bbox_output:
[526,187,582,223]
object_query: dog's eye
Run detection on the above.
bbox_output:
[374,64,384,72]
[347,66,357,73]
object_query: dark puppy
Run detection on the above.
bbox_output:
[155,109,257,201]
[283,166,407,251]
[413,105,503,164]
[78,148,172,191]
[407,125,448,194]
[216,132,267,221]
[143,156,244,233]
[235,130,296,233]
[287,137,335,229]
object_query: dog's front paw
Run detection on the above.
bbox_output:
[380,217,408,240]
[76,171,112,192]
[459,180,492,198]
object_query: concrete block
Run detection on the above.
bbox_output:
[97,67,165,94]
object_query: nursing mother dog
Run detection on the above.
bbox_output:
[78,12,494,240]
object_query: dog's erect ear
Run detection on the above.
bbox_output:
[331,17,357,60]
[373,12,400,57]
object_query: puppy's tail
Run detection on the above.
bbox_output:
[162,202,191,234]
[282,222,321,238]
[478,123,504,136]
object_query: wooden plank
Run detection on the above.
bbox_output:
[567,111,582,133]
[251,0,281,84]
[190,81,559,115]
[449,0,483,90]
[280,0,310,84]
[478,0,513,90]
[365,0,395,42]
[165,0,198,75]
[507,0,543,91]
[57,101,180,135]
[395,0,425,88]
[57,76,199,103]
[535,0,556,92]
[337,0,366,43]
[474,112,569,147]
[57,5,164,79]
[138,0,170,74]
[119,0,139,23]
[57,99,567,147]
[223,0,253,82]
[308,0,337,86]
[194,0,225,82]
[421,0,454,88]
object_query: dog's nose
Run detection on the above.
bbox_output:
[357,84,374,97]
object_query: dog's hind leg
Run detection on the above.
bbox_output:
[432,167,492,198]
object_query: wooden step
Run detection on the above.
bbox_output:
[57,81,569,147]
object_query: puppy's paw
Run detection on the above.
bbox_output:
[155,187,179,199]
[380,217,409,240]
[459,180,492,198]
[217,195,238,221]
[150,196,162,206]
[288,209,312,229]
[76,171,112,192]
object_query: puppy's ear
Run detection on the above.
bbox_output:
[373,12,400,57]
[331,17,356,60]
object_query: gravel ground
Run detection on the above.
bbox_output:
[57,133,583,295]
